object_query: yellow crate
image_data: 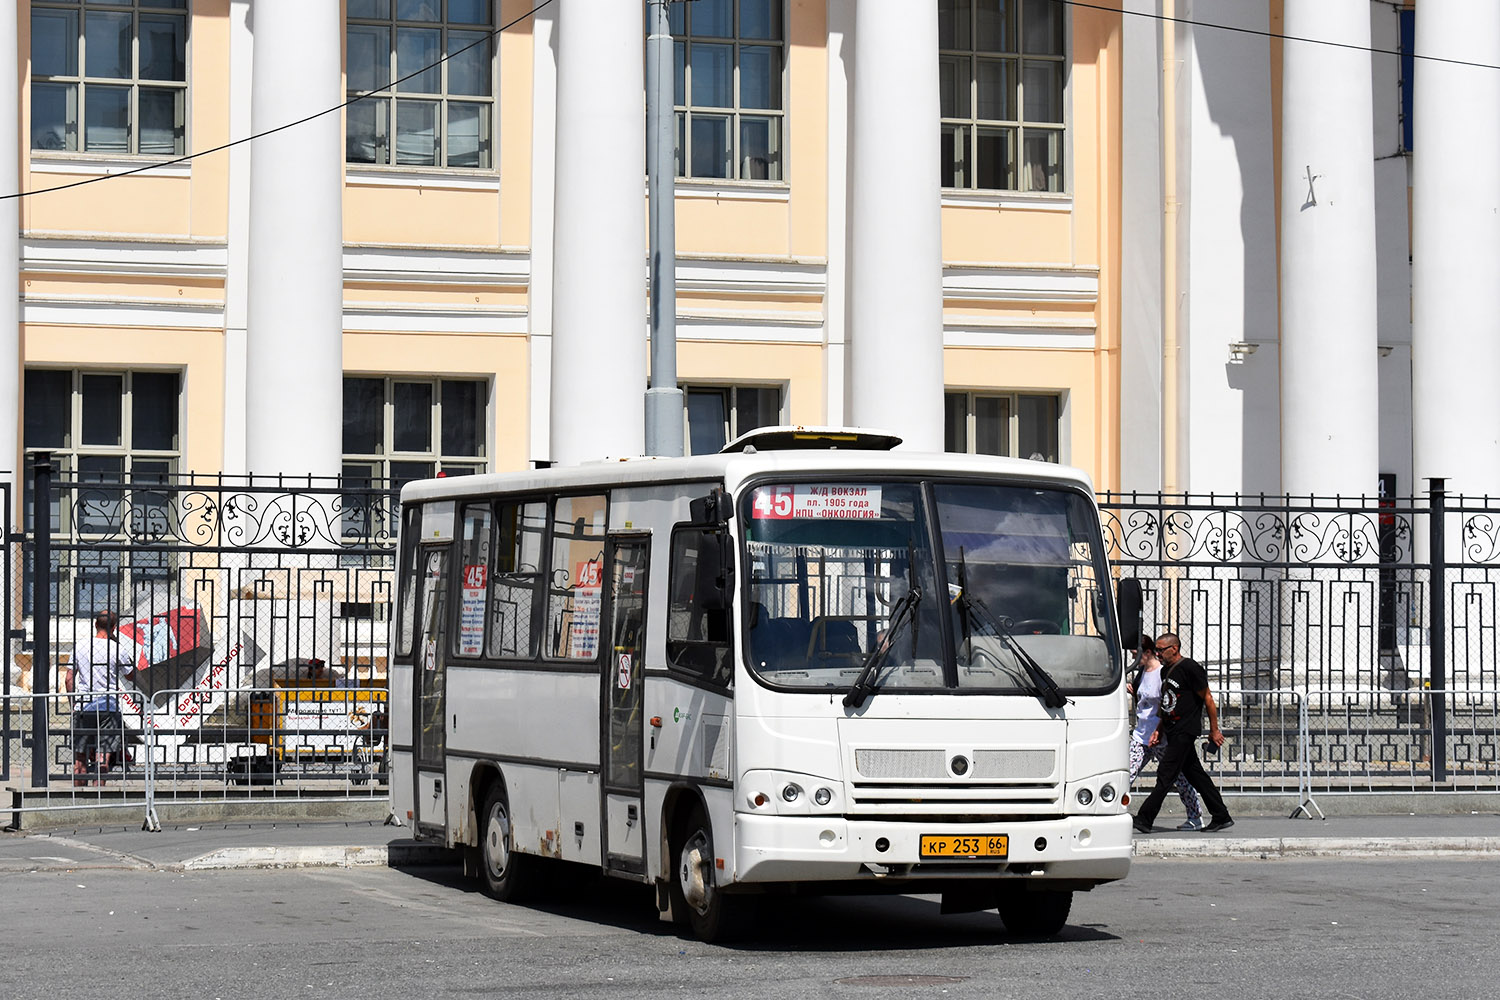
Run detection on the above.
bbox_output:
[250,686,387,759]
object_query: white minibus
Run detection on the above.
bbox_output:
[390,428,1139,940]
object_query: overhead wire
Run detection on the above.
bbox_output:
[0,0,556,203]
[1054,0,1500,72]
[3,0,1493,204]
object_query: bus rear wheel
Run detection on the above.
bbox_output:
[673,805,746,942]
[996,886,1072,938]
[479,786,537,903]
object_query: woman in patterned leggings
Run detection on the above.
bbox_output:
[1127,638,1202,830]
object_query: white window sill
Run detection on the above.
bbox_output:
[345,166,501,191]
[30,153,191,179]
[941,189,1072,211]
[672,180,791,202]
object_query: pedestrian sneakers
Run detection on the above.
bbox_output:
[1202,816,1236,833]
[1176,818,1204,831]
[1132,817,1154,835]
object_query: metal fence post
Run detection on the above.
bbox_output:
[30,453,53,789]
[1427,478,1447,783]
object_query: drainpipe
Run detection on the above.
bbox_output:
[1161,0,1181,494]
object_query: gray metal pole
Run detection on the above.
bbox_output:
[644,0,684,456]
[30,453,52,789]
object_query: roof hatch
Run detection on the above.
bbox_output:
[719,425,904,454]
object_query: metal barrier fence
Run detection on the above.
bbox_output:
[4,685,388,829]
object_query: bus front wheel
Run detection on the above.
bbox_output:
[996,886,1072,937]
[479,786,537,903]
[673,805,745,942]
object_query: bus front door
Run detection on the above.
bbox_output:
[412,546,451,839]
[601,535,650,876]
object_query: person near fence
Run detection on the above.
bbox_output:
[62,610,139,786]
[1127,637,1203,830]
[1132,632,1234,834]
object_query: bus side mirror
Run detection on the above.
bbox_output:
[694,530,734,612]
[1116,577,1143,651]
[689,487,733,526]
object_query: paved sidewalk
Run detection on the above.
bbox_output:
[0,811,1495,874]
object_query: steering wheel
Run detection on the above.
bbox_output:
[1009,618,1060,635]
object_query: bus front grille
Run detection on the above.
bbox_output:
[848,782,1061,815]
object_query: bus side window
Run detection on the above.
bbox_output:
[453,504,492,657]
[544,495,609,661]
[396,506,420,658]
[667,525,734,687]
[488,500,547,659]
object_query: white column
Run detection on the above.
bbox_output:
[244,0,343,479]
[0,3,20,485]
[527,6,558,466]
[550,0,646,465]
[848,2,944,451]
[824,0,855,427]
[1412,3,1500,500]
[1278,1,1379,499]
[1119,0,1164,494]
[223,0,253,477]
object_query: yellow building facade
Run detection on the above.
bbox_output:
[7,1,1127,495]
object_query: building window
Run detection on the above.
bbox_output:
[346,0,496,169]
[944,391,1060,462]
[30,0,188,155]
[938,0,1065,192]
[683,384,783,455]
[22,368,182,616]
[342,376,488,491]
[669,0,786,181]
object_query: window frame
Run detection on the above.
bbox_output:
[681,381,787,456]
[21,366,184,618]
[345,0,499,172]
[938,0,1068,194]
[29,0,190,158]
[669,0,789,184]
[342,375,490,490]
[944,389,1063,463]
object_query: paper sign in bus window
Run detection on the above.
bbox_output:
[751,484,883,520]
[459,563,487,655]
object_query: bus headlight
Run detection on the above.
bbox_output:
[1099,783,1117,803]
[781,783,801,803]
[813,787,833,806]
[1075,787,1094,806]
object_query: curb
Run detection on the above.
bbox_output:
[1133,836,1500,859]
[176,842,455,871]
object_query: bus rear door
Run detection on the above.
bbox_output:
[412,543,451,839]
[601,535,649,876]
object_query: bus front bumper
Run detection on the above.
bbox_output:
[732,812,1132,885]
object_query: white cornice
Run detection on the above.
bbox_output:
[22,297,225,329]
[22,237,229,279]
[342,245,531,286]
[943,325,1097,350]
[943,265,1100,304]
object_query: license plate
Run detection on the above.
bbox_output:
[919,834,1009,859]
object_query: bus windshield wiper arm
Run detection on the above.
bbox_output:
[953,562,1066,710]
[843,586,921,710]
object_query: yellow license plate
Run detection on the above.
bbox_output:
[920,834,1009,859]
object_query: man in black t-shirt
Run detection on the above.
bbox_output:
[1132,632,1234,833]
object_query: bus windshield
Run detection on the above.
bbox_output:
[742,480,1117,695]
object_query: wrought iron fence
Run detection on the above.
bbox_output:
[6,465,1498,811]
[6,457,398,803]
[1101,483,1500,785]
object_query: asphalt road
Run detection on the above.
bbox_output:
[6,858,1493,1000]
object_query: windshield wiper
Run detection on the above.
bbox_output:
[954,550,1067,710]
[843,585,921,709]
